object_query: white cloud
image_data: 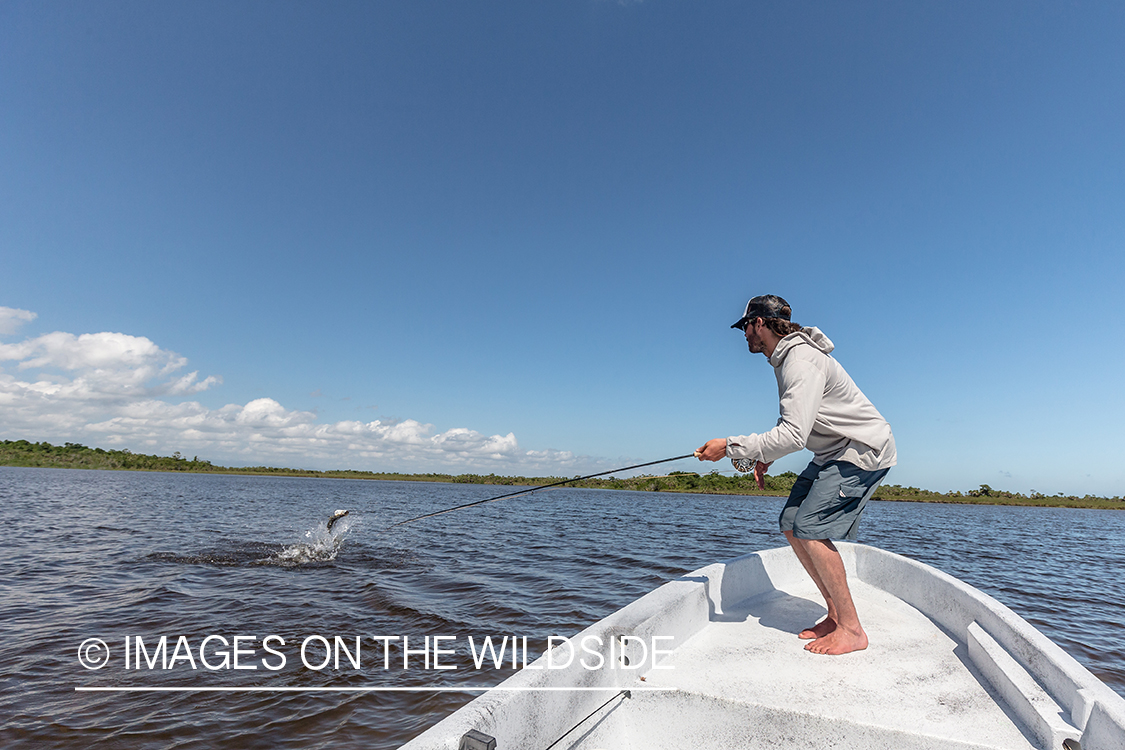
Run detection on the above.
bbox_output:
[0,331,219,401]
[0,312,602,475]
[0,307,37,335]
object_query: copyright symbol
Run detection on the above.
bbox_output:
[78,638,110,670]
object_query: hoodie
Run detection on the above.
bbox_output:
[726,327,896,471]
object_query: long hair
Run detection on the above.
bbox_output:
[762,317,801,337]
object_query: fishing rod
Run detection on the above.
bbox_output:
[380,452,700,530]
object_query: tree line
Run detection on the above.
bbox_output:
[0,439,1120,510]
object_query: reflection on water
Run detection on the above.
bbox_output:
[0,466,1121,749]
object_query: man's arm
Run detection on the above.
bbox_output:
[726,358,826,464]
[695,439,772,490]
[696,357,827,484]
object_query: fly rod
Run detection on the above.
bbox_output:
[380,452,700,530]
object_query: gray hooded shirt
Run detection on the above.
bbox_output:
[726,327,896,471]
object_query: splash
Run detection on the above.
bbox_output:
[147,512,355,568]
[256,513,353,567]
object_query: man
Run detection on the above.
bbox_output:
[696,294,896,656]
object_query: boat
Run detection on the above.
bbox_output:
[399,543,1125,750]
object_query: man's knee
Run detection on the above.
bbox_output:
[783,530,809,550]
[806,537,839,554]
[784,528,825,542]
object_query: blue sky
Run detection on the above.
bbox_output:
[1,1,1123,495]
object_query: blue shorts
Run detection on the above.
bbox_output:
[779,461,889,541]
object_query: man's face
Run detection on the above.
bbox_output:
[744,318,767,355]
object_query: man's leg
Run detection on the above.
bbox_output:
[779,462,839,639]
[784,461,886,652]
[802,538,867,655]
[783,530,838,639]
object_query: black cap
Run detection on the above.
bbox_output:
[731,295,791,330]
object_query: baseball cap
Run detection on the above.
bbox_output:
[731,294,791,330]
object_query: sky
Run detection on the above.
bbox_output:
[1,1,1123,496]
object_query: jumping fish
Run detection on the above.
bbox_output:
[326,509,349,531]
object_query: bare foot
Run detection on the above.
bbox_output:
[798,618,837,640]
[805,626,868,655]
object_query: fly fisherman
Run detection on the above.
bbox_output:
[696,295,896,656]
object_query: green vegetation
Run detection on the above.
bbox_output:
[1,439,1121,510]
[0,439,447,481]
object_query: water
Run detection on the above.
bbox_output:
[1,466,1122,748]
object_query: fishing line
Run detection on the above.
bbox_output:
[381,453,698,531]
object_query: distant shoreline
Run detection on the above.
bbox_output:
[1,439,1121,511]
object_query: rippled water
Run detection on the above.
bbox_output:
[1,466,1122,749]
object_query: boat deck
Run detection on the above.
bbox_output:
[579,579,1038,749]
[400,545,1124,750]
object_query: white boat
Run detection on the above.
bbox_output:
[400,543,1125,750]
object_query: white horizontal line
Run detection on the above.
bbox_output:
[75,686,678,693]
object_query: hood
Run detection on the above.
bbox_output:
[769,326,834,366]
